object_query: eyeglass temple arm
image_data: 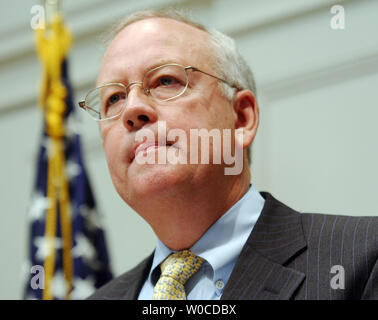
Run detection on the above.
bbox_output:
[78,101,100,115]
[187,66,242,91]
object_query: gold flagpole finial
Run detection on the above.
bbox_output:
[43,0,60,25]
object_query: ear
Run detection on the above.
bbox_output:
[232,90,259,149]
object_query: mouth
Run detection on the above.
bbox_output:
[131,141,174,162]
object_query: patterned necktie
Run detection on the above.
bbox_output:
[152,250,204,300]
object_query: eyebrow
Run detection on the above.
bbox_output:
[98,58,188,87]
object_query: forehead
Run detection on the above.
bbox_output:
[97,18,213,85]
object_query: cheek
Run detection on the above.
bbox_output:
[166,104,232,162]
[209,96,235,129]
[193,89,235,128]
[165,96,234,154]
[168,97,213,129]
[101,127,127,180]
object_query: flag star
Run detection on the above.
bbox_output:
[28,193,51,221]
[51,271,68,299]
[34,236,62,261]
[71,276,96,299]
[66,160,82,180]
[79,205,103,231]
[73,234,96,261]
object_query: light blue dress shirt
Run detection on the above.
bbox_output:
[138,184,265,300]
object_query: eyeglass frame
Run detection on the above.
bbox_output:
[78,63,242,121]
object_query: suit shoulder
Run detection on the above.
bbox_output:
[299,212,378,246]
[300,211,378,228]
[86,253,153,300]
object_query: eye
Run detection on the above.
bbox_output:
[143,65,187,100]
[103,91,126,117]
[107,92,125,106]
[157,75,181,87]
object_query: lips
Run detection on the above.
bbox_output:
[131,141,174,161]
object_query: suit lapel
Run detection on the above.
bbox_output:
[120,253,154,300]
[221,192,307,300]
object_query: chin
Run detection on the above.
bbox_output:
[121,162,193,204]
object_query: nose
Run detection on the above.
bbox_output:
[121,83,158,131]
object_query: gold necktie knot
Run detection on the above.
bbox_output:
[152,250,204,300]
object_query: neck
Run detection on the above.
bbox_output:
[138,166,251,251]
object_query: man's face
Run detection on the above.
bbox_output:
[98,18,237,212]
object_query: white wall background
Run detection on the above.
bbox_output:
[0,0,377,299]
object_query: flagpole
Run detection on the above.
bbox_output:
[37,0,74,300]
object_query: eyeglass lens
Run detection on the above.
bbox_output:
[85,64,189,120]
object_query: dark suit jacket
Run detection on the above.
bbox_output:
[88,192,378,300]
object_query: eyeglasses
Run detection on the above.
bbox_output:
[78,63,239,121]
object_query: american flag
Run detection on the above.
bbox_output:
[23,16,112,299]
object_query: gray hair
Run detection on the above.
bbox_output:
[105,8,256,164]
